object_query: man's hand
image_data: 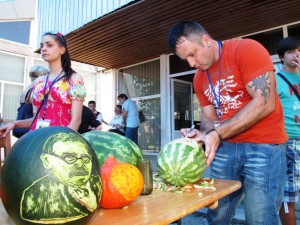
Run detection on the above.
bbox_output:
[202,130,222,167]
[181,128,204,143]
[181,127,222,167]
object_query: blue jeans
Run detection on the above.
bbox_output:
[207,142,286,225]
[125,126,139,145]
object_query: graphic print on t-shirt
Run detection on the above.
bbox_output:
[204,74,244,116]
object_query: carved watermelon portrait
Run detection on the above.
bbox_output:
[1,126,102,225]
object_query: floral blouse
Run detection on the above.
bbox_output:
[31,76,86,130]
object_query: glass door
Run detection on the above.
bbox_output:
[132,95,161,152]
[170,78,194,140]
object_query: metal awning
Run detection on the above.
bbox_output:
[66,0,300,69]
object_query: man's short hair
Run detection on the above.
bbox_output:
[88,100,96,105]
[277,36,300,63]
[167,21,209,54]
[117,93,128,100]
[116,104,122,111]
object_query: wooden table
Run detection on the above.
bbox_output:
[0,179,241,225]
[88,179,241,225]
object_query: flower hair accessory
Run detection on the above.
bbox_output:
[56,32,63,37]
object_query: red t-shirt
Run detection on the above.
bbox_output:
[194,39,287,144]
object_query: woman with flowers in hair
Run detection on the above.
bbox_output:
[0,31,86,137]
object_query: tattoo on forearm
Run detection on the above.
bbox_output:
[247,73,271,103]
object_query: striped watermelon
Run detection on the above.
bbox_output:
[157,138,206,187]
[82,131,144,168]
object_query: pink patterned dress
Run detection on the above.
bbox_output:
[31,76,86,130]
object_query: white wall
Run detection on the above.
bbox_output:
[98,69,117,131]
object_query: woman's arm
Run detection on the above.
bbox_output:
[68,73,85,131]
[69,99,83,131]
[0,118,34,137]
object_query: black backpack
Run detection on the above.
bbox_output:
[12,88,33,138]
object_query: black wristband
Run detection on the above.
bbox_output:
[205,128,223,143]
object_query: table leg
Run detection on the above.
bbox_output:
[207,201,218,209]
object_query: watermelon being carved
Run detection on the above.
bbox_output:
[157,138,206,187]
[82,131,144,167]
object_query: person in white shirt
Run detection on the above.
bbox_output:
[102,105,125,136]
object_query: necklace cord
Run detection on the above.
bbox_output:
[41,69,64,120]
[206,41,222,118]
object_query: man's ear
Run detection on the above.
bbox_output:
[40,153,52,169]
[202,34,212,47]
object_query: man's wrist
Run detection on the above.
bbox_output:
[205,128,223,143]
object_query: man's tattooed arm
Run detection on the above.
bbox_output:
[247,73,271,104]
[215,71,276,141]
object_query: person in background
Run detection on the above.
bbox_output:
[78,105,102,134]
[276,36,300,225]
[88,100,102,120]
[0,31,86,137]
[102,104,125,136]
[87,100,103,130]
[20,65,49,104]
[117,94,140,144]
[20,65,49,105]
[168,21,287,225]
[13,65,49,138]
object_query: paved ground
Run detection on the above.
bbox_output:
[171,200,300,225]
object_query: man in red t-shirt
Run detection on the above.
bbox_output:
[168,21,287,225]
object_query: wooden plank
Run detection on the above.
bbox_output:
[87,179,241,225]
[0,179,241,225]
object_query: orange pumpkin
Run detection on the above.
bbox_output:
[100,155,144,209]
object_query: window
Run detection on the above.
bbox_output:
[288,23,300,40]
[243,28,283,55]
[169,54,194,74]
[0,21,31,45]
[118,60,160,97]
[118,59,161,151]
[0,52,25,122]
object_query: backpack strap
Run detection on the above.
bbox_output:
[25,87,33,104]
[277,72,300,101]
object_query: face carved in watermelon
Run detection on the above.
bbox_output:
[157,138,206,187]
[1,126,101,225]
[82,131,144,167]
